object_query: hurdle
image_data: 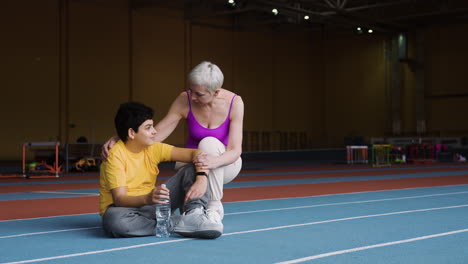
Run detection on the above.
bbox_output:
[407,142,435,164]
[22,142,61,178]
[371,144,392,167]
[346,145,369,164]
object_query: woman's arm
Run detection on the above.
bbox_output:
[153,92,188,142]
[170,147,209,203]
[101,92,188,160]
[101,135,119,161]
[219,96,244,165]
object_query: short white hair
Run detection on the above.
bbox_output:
[188,61,224,92]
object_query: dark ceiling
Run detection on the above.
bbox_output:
[133,0,468,33]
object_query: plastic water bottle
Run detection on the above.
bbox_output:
[155,184,171,238]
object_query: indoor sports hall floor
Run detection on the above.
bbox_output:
[1,160,468,264]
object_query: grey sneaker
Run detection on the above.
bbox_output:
[173,207,223,239]
[207,200,224,220]
[206,209,223,225]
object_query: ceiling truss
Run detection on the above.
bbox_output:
[132,0,468,33]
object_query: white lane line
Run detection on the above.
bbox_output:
[1,204,467,264]
[227,183,468,204]
[0,213,97,223]
[2,191,468,238]
[0,238,194,264]
[225,191,468,216]
[275,228,468,264]
[0,227,101,239]
[3,184,467,222]
[32,191,98,195]
[222,204,468,236]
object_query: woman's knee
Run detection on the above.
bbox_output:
[198,137,225,154]
[223,157,242,184]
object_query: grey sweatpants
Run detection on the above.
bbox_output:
[102,164,209,238]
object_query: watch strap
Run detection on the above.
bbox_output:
[196,171,208,177]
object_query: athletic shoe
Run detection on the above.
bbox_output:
[207,200,224,220]
[206,209,223,224]
[173,207,223,239]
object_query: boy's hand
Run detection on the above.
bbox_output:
[184,176,207,203]
[151,184,170,204]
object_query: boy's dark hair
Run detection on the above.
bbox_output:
[114,102,154,142]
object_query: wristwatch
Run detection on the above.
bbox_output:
[196,171,208,177]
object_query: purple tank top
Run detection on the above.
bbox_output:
[185,90,237,148]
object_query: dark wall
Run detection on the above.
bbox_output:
[1,0,467,159]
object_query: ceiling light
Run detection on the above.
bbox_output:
[304,15,310,20]
[368,29,373,33]
[272,8,279,15]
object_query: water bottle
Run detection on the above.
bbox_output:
[155,184,171,238]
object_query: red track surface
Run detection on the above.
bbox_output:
[1,165,468,221]
[2,166,468,194]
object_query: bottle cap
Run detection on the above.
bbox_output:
[161,184,166,188]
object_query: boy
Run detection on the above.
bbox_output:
[99,102,222,238]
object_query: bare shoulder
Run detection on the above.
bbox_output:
[221,89,243,109]
[220,88,235,97]
[176,91,188,101]
[232,94,243,107]
[222,89,242,102]
[230,94,244,119]
[167,91,189,116]
[173,91,189,106]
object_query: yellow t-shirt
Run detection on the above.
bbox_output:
[99,140,173,215]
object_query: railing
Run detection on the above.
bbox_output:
[242,131,310,152]
[370,137,465,148]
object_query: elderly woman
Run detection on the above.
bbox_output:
[103,61,244,221]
